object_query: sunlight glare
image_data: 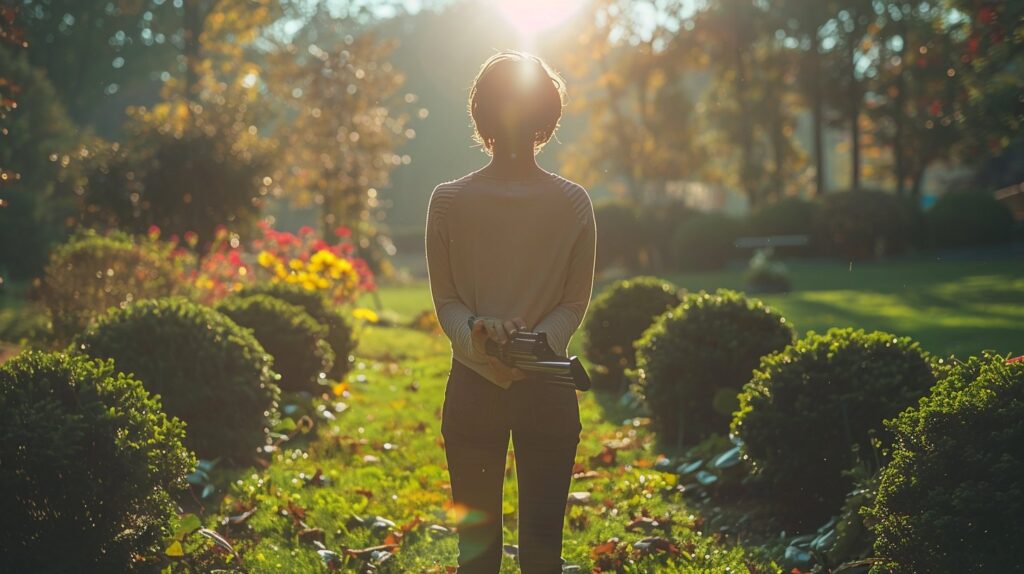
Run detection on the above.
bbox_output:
[488,0,586,36]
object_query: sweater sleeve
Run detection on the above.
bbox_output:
[533,185,597,357]
[425,184,485,362]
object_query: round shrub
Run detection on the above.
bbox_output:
[237,282,357,380]
[41,231,182,343]
[638,199,697,268]
[744,248,791,294]
[583,276,683,379]
[745,197,817,257]
[926,191,1015,248]
[866,353,1024,574]
[670,212,742,270]
[216,294,334,393]
[813,190,920,259]
[732,328,936,520]
[0,351,194,571]
[74,297,279,461]
[635,289,794,447]
[593,199,643,271]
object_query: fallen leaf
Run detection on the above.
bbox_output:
[298,527,326,546]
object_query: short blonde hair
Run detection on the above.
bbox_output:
[468,50,566,156]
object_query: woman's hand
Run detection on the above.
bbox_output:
[470,316,524,352]
[471,316,528,384]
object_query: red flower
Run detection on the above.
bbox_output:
[1007,356,1024,365]
[147,224,161,238]
[967,36,980,56]
[228,251,243,267]
[299,225,315,236]
[334,226,352,238]
[275,232,299,247]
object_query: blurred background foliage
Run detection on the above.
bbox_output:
[1,0,1022,283]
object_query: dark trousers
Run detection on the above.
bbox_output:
[441,357,582,574]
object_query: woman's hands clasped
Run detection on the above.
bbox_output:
[471,316,528,385]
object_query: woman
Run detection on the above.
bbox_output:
[425,50,597,573]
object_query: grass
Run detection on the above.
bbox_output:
[180,325,780,573]
[360,255,1024,359]
[8,255,1020,570]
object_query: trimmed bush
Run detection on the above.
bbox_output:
[744,248,791,294]
[238,282,356,380]
[216,294,334,393]
[866,353,1024,574]
[927,191,1015,248]
[812,190,920,259]
[0,351,194,571]
[635,290,794,447]
[670,212,743,270]
[638,199,698,268]
[74,297,279,461]
[732,328,936,520]
[744,197,817,257]
[41,231,182,343]
[583,276,683,381]
[593,199,643,271]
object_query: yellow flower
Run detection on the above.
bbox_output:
[353,307,379,323]
[257,250,279,268]
[311,250,336,266]
[289,258,304,271]
[329,258,354,280]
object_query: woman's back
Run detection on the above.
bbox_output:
[425,169,596,388]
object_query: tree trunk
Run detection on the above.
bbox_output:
[183,0,204,101]
[733,5,756,207]
[848,34,861,191]
[770,107,786,200]
[810,33,826,197]
[893,21,908,196]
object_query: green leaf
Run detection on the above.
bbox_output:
[165,541,184,557]
[174,514,202,541]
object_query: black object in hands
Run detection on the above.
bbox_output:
[484,330,592,391]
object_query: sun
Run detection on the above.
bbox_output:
[488,0,587,37]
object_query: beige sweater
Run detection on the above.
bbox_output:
[425,170,597,389]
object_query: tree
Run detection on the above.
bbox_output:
[695,0,806,205]
[773,0,835,196]
[821,0,876,191]
[74,76,278,245]
[870,3,962,198]
[17,0,180,127]
[0,20,82,279]
[179,0,283,101]
[559,0,708,199]
[263,1,415,268]
[947,0,1024,172]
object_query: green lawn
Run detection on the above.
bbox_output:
[188,326,780,573]
[362,255,1024,359]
